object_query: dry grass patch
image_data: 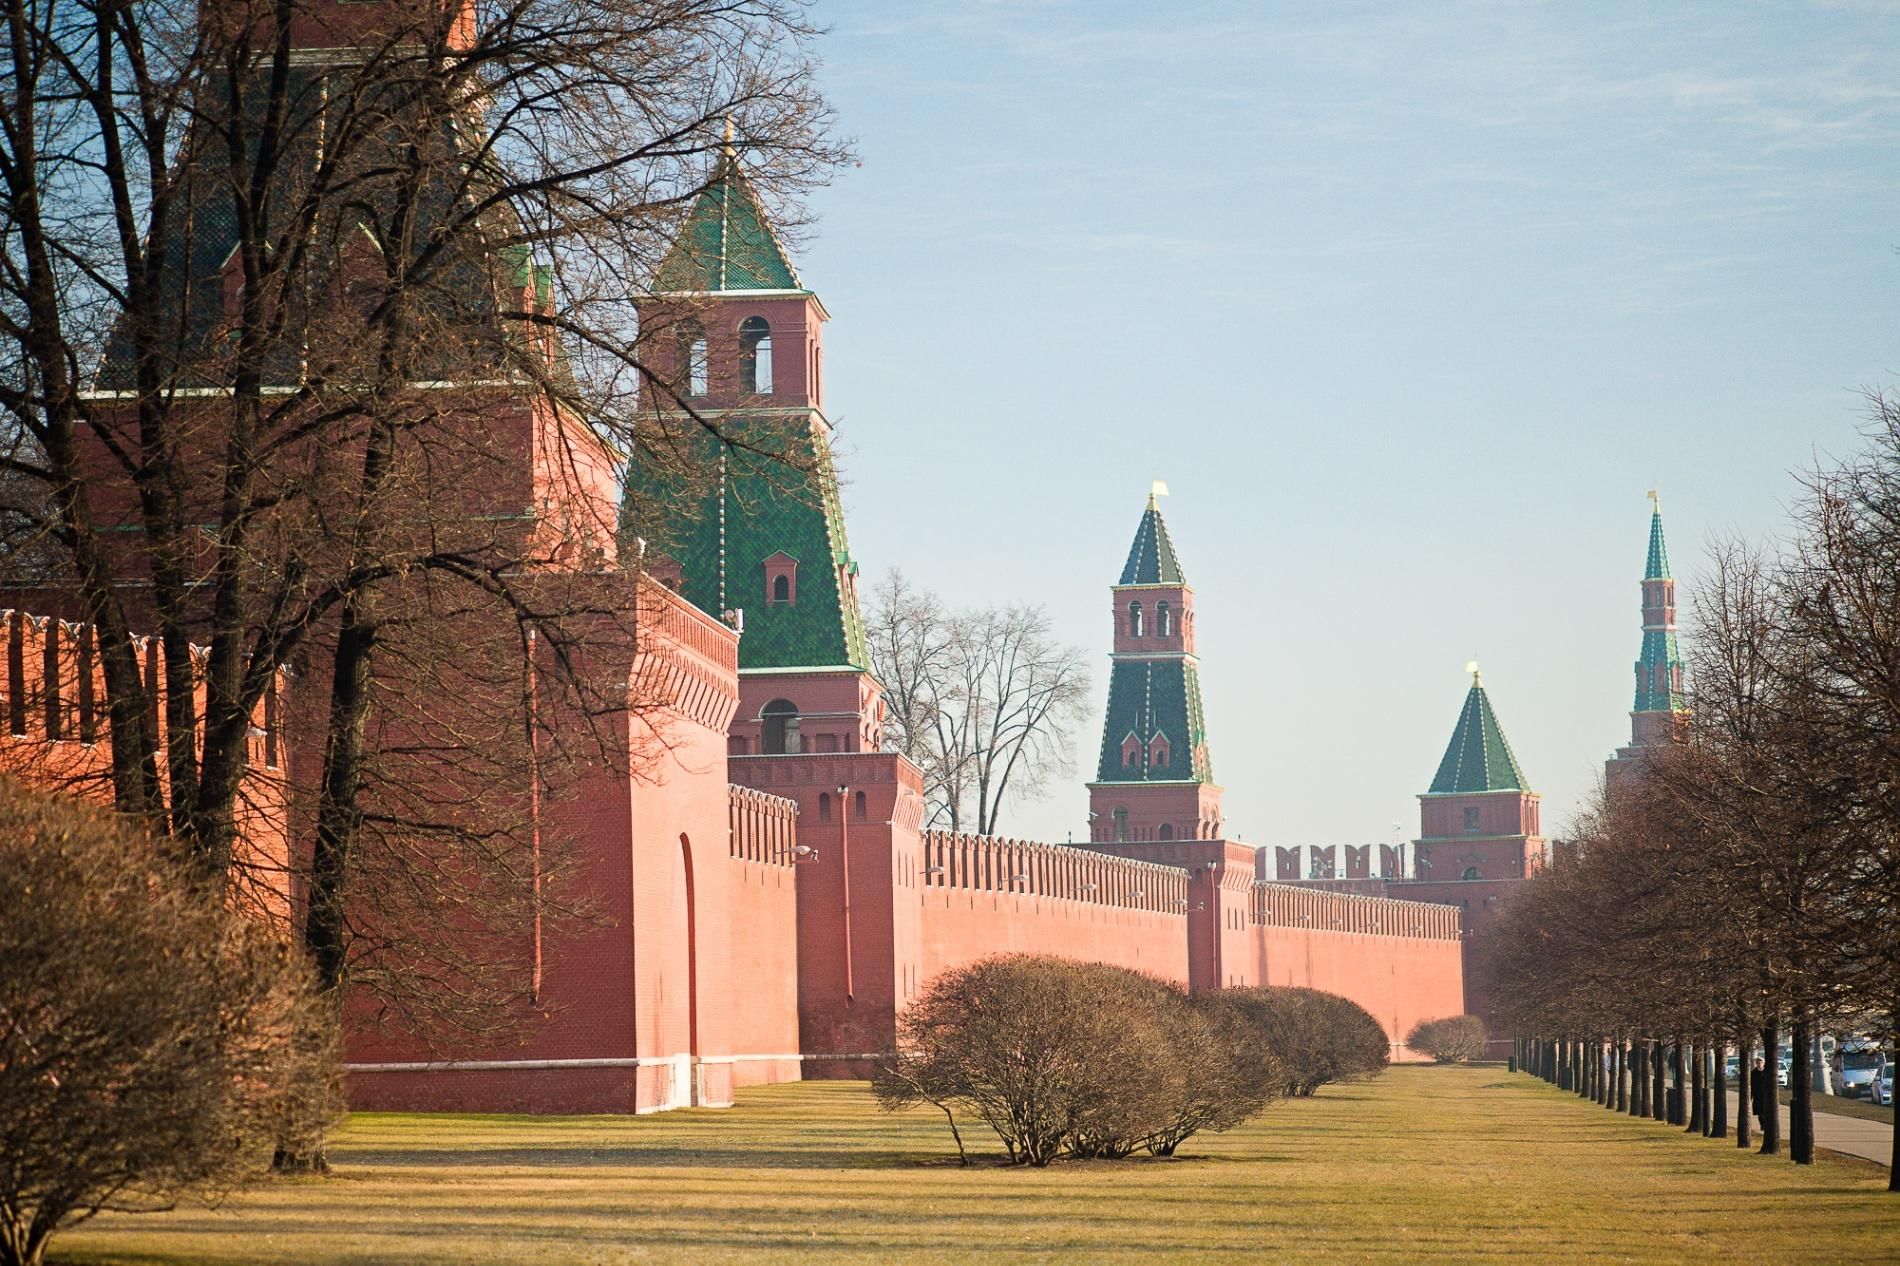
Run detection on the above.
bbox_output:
[52,1066,1900,1264]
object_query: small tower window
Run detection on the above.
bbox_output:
[763,551,797,605]
[761,698,800,755]
[678,320,708,397]
[1121,733,1142,770]
[1156,601,1171,637]
[855,791,867,821]
[818,792,831,823]
[1158,823,1173,841]
[1112,807,1129,842]
[1128,601,1143,638]
[739,316,772,394]
[1150,732,1171,770]
[1462,866,1481,880]
[1463,807,1481,832]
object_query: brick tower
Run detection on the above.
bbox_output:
[1414,667,1543,882]
[635,146,922,1070]
[1606,495,1687,793]
[1087,489,1224,844]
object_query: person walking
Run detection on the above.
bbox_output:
[1750,1057,1772,1124]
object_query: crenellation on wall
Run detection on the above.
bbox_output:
[1251,881,1462,941]
[728,783,799,866]
[920,831,1189,914]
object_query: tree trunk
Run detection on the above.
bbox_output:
[1734,1028,1751,1149]
[1759,1024,1781,1155]
[1789,1015,1814,1164]
[1633,1041,1647,1117]
[1615,1040,1628,1113]
[1712,1040,1728,1139]
[1652,1041,1667,1122]
[1687,1041,1705,1134]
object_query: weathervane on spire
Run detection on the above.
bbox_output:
[1648,488,1660,510]
[1466,657,1482,687]
[1148,479,1169,510]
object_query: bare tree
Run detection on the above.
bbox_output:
[866,570,1088,834]
[0,0,845,1113]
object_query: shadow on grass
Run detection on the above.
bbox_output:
[334,1145,919,1170]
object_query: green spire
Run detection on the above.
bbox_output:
[654,148,803,293]
[1645,503,1670,580]
[1119,496,1185,585]
[1428,670,1529,794]
[1634,499,1686,715]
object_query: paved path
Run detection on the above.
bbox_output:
[1721,1091,1894,1166]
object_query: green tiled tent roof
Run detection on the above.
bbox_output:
[1428,682,1528,794]
[1634,505,1687,714]
[1645,507,1671,581]
[654,153,803,293]
[1094,659,1213,783]
[628,419,868,673]
[1119,502,1185,585]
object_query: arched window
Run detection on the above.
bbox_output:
[1158,823,1174,841]
[818,793,831,822]
[855,791,867,821]
[772,574,790,603]
[760,698,800,754]
[1156,601,1171,636]
[1128,601,1143,638]
[739,316,772,393]
[678,321,708,397]
[1461,865,1481,881]
[1112,807,1129,842]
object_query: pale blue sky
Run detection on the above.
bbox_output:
[793,0,1900,847]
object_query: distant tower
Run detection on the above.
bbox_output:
[1087,488,1224,843]
[1607,495,1686,791]
[1414,665,1544,881]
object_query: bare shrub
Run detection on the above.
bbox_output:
[875,955,1280,1165]
[1406,1015,1490,1064]
[0,779,337,1266]
[1224,986,1390,1096]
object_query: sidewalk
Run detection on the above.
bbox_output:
[1723,1090,1894,1166]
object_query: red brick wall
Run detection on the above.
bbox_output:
[916,832,1192,987]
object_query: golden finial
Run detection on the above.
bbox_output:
[1647,488,1660,510]
[723,115,736,144]
[1466,658,1482,687]
[1148,479,1169,510]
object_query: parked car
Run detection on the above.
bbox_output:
[1838,1048,1886,1098]
[1875,1064,1893,1108]
[1777,1054,1791,1087]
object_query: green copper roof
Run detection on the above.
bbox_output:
[1428,680,1529,794]
[1094,658,1213,784]
[1634,505,1687,714]
[1119,500,1185,585]
[654,152,803,293]
[629,418,868,673]
[1645,507,1671,581]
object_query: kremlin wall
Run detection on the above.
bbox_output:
[2,61,1694,1113]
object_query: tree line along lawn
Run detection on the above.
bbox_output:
[54,1065,1899,1265]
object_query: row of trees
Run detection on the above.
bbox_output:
[872,956,1389,1166]
[1486,400,1900,1192]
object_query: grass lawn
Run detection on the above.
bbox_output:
[1793,1089,1895,1126]
[52,1065,1900,1265]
